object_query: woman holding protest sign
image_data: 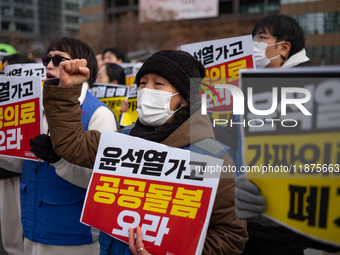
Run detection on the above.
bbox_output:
[1,37,118,255]
[42,50,248,255]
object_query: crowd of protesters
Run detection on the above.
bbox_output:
[0,14,339,255]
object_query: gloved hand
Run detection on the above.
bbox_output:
[29,134,61,164]
[235,174,267,220]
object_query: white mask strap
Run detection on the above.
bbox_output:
[268,41,285,47]
[268,55,281,61]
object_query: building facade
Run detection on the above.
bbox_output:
[78,0,105,54]
[0,0,80,56]
[99,0,280,58]
[280,0,340,65]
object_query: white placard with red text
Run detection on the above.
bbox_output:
[0,76,42,160]
[81,130,222,255]
[181,35,254,118]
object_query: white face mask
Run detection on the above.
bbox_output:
[253,41,284,69]
[137,88,181,127]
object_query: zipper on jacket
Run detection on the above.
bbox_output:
[35,161,39,174]
[32,161,40,241]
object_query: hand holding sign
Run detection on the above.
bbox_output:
[120,99,129,113]
[128,226,153,255]
[235,175,267,220]
[58,59,89,87]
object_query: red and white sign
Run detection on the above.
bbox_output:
[0,76,42,160]
[81,130,222,255]
[181,35,255,113]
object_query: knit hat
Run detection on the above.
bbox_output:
[135,50,206,99]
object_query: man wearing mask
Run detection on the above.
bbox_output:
[215,14,313,177]
[252,14,312,69]
[235,14,339,255]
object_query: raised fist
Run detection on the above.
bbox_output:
[58,59,90,87]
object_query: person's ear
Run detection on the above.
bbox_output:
[111,79,118,84]
[280,41,291,58]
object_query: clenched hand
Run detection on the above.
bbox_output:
[58,59,90,87]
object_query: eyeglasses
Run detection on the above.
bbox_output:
[253,34,278,45]
[42,55,71,67]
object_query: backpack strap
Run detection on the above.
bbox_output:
[183,138,233,160]
[120,123,135,135]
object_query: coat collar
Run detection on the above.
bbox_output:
[281,48,310,69]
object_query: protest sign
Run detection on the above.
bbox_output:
[118,63,142,126]
[5,63,46,80]
[5,63,47,88]
[0,76,42,160]
[89,83,129,121]
[181,35,254,121]
[81,130,222,255]
[119,83,138,127]
[238,67,340,247]
[119,63,142,87]
[139,0,218,23]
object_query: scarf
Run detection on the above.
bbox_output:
[129,110,190,143]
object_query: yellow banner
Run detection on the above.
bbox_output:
[245,132,340,178]
[119,98,138,127]
[248,177,340,247]
[211,111,232,122]
[245,132,340,246]
[126,77,135,87]
[99,97,126,121]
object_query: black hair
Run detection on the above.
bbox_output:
[104,63,126,85]
[102,47,125,62]
[46,37,98,88]
[252,14,305,59]
[2,54,33,65]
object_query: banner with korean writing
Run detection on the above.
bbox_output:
[0,76,42,160]
[139,0,218,23]
[181,35,254,122]
[81,130,222,255]
[89,83,129,121]
[119,83,138,127]
[239,67,340,247]
[5,63,47,86]
[119,63,142,87]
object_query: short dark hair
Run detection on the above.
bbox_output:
[252,14,305,59]
[102,47,125,62]
[104,63,126,85]
[46,37,98,88]
[2,54,33,65]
